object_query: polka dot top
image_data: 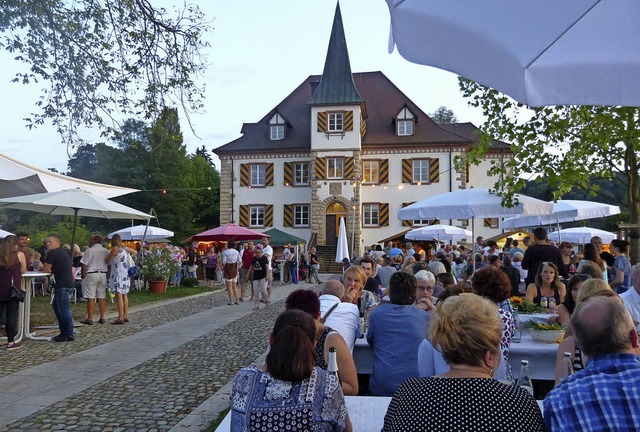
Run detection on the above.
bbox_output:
[383,377,544,432]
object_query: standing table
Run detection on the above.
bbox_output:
[15,271,52,342]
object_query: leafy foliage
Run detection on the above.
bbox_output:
[0,0,210,146]
[140,247,180,281]
[430,106,458,124]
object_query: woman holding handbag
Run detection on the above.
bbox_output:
[0,235,27,351]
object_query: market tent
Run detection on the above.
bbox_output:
[260,228,305,247]
[191,224,270,242]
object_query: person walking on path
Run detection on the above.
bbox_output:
[222,239,241,305]
[106,234,131,325]
[262,237,274,301]
[43,234,76,342]
[0,235,27,350]
[308,247,321,284]
[239,241,254,299]
[79,234,110,325]
[250,244,270,310]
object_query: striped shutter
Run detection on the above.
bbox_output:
[264,205,274,227]
[265,163,274,186]
[317,112,327,132]
[360,112,367,139]
[344,157,354,179]
[239,164,250,187]
[239,205,249,227]
[315,157,326,180]
[429,158,440,183]
[402,202,414,227]
[283,204,293,227]
[379,159,389,184]
[402,159,412,183]
[465,160,470,183]
[283,162,293,186]
[344,111,354,131]
[379,203,389,227]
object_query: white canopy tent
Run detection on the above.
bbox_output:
[501,200,621,229]
[405,224,472,242]
[548,227,616,244]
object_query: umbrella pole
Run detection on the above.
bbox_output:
[70,208,79,251]
[472,219,476,275]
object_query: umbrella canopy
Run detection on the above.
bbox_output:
[0,188,152,247]
[501,200,621,229]
[385,0,640,107]
[336,217,350,264]
[0,152,137,198]
[548,227,616,244]
[405,224,472,242]
[191,224,271,242]
[397,189,553,221]
[261,228,305,247]
[109,225,174,241]
[0,228,15,239]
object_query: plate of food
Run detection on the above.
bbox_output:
[528,322,566,344]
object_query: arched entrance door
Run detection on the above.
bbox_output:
[326,202,347,246]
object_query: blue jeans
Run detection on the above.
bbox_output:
[52,287,75,337]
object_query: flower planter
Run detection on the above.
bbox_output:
[148,280,168,294]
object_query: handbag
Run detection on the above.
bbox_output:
[126,251,137,277]
[10,285,26,302]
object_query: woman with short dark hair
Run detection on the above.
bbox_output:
[0,235,27,350]
[610,239,631,293]
[230,310,352,431]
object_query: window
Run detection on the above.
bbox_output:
[413,219,438,226]
[328,112,344,132]
[250,206,265,227]
[396,107,415,136]
[250,164,266,186]
[327,157,344,179]
[412,159,430,183]
[294,162,310,185]
[270,125,285,140]
[362,160,379,184]
[363,204,379,226]
[484,218,499,228]
[294,205,310,227]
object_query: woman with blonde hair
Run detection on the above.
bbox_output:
[343,265,375,314]
[383,293,543,431]
[106,233,131,324]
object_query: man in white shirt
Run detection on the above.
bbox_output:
[222,239,242,305]
[80,234,110,325]
[620,263,640,324]
[319,279,360,352]
[262,237,273,301]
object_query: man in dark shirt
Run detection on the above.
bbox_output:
[501,254,523,297]
[521,227,568,285]
[43,234,75,342]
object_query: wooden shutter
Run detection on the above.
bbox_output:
[317,112,327,132]
[344,157,354,179]
[344,111,354,131]
[379,203,389,227]
[239,163,250,187]
[402,202,414,227]
[283,204,293,227]
[429,158,440,183]
[379,159,389,184]
[265,163,274,186]
[239,205,249,227]
[360,112,367,139]
[315,157,326,180]
[264,205,274,227]
[402,159,412,183]
[284,162,293,186]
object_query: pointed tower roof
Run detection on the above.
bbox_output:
[308,3,363,106]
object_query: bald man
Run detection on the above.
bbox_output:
[544,297,640,431]
[319,279,360,352]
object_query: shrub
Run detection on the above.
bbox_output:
[181,277,199,287]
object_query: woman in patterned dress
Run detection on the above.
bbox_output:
[231,309,352,431]
[106,234,130,325]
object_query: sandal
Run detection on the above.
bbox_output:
[80,319,93,325]
[123,317,129,322]
[111,319,125,325]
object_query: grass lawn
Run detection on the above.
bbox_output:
[25,284,216,327]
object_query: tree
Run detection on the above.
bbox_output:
[430,106,458,124]
[459,78,640,263]
[1,0,209,146]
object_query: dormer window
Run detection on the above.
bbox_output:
[328,112,344,132]
[396,107,415,136]
[269,113,286,140]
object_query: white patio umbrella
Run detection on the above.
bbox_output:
[109,225,174,241]
[0,228,15,239]
[335,217,350,264]
[384,0,640,107]
[501,200,621,229]
[405,224,472,242]
[548,227,616,244]
[0,188,152,248]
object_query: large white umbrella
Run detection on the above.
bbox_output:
[335,217,350,264]
[109,225,174,241]
[384,0,640,107]
[501,200,621,229]
[405,224,472,242]
[0,188,152,248]
[548,227,616,244]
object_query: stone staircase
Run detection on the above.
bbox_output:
[316,245,343,273]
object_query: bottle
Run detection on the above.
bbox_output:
[511,309,522,343]
[359,316,365,338]
[517,360,534,396]
[327,346,340,383]
[548,297,557,316]
[561,352,574,379]
[540,296,548,311]
[569,263,576,274]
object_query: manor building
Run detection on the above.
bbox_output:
[213,4,510,256]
